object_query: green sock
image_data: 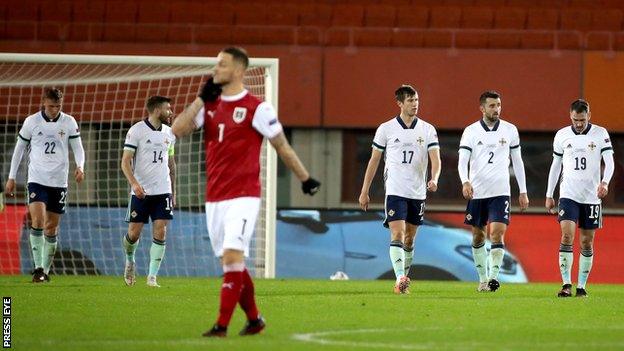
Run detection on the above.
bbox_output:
[403,246,414,276]
[472,243,488,283]
[42,235,57,275]
[148,239,166,277]
[29,227,44,269]
[389,240,405,279]
[123,234,139,263]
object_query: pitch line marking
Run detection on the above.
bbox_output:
[291,327,624,350]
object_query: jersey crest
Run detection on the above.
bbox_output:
[233,107,247,123]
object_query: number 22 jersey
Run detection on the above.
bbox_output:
[18,111,80,188]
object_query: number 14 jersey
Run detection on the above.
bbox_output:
[124,120,176,196]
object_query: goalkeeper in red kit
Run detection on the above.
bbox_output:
[172,47,320,337]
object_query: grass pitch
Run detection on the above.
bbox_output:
[2,276,623,351]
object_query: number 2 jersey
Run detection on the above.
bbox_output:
[17,111,81,188]
[193,89,283,202]
[372,116,439,200]
[124,120,176,196]
[552,123,613,204]
[459,119,521,199]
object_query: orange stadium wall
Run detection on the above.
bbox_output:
[583,51,624,132]
[3,42,624,132]
[323,48,582,130]
[427,212,624,284]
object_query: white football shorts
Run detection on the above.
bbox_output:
[205,197,260,257]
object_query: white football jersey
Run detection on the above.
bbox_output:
[553,123,613,204]
[124,120,176,195]
[459,119,520,199]
[372,116,439,200]
[18,111,81,188]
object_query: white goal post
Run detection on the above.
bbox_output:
[0,53,278,279]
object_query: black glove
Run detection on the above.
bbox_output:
[302,177,321,195]
[198,77,222,102]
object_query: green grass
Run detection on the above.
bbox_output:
[1,276,623,351]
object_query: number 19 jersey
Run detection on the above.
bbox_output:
[553,123,613,204]
[124,119,175,196]
[372,116,439,200]
[459,119,520,199]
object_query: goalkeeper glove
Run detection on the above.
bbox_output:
[198,77,222,102]
[302,177,321,195]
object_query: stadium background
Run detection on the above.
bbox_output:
[1,0,623,283]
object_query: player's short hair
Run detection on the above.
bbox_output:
[146,96,171,113]
[395,85,417,102]
[570,99,590,114]
[479,90,500,105]
[222,46,249,69]
[43,87,63,102]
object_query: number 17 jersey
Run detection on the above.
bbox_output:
[372,116,439,200]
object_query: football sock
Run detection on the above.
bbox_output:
[488,243,505,280]
[403,245,414,276]
[29,227,44,269]
[123,233,139,263]
[148,238,166,277]
[559,243,574,285]
[239,268,260,321]
[217,263,244,327]
[577,249,594,289]
[472,243,488,283]
[42,234,57,275]
[389,240,405,279]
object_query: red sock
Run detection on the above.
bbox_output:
[239,268,259,321]
[217,271,243,327]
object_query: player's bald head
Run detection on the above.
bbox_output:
[395,85,417,103]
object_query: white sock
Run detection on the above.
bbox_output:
[472,243,488,283]
[123,233,139,263]
[577,249,593,289]
[488,244,505,280]
[389,240,405,280]
[42,235,58,275]
[403,246,414,276]
[559,244,574,285]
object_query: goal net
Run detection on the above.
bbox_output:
[0,53,278,279]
